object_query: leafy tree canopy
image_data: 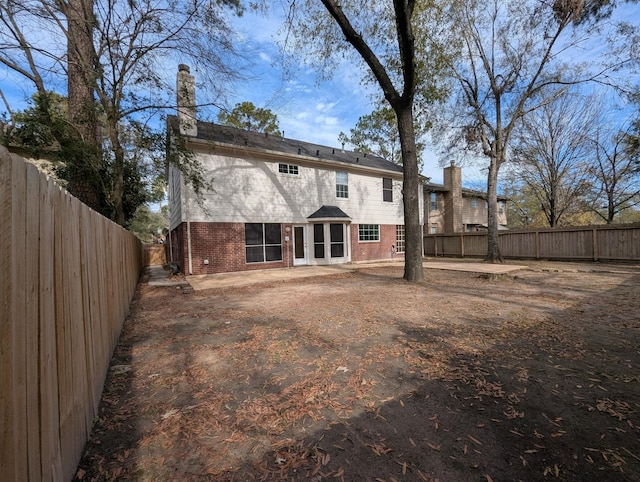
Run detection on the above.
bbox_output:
[338,106,427,170]
[217,101,281,135]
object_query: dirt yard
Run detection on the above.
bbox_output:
[75,262,640,481]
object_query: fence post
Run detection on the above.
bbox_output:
[460,234,464,258]
[535,231,540,259]
[592,228,598,261]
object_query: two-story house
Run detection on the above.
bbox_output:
[167,65,422,275]
[424,162,508,234]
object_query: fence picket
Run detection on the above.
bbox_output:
[25,163,41,480]
[1,151,17,481]
[11,156,28,479]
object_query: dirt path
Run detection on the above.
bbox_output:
[75,263,640,481]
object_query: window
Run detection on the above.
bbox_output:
[330,223,345,257]
[395,225,405,253]
[383,177,393,202]
[278,163,299,175]
[313,224,325,259]
[471,199,478,208]
[358,224,380,242]
[430,192,438,211]
[499,201,505,215]
[336,171,348,198]
[430,223,438,234]
[245,223,282,263]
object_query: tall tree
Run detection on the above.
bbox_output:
[282,0,450,282]
[0,0,105,212]
[512,89,596,227]
[0,0,244,225]
[587,120,640,222]
[432,0,636,261]
[218,101,281,135]
[338,106,427,170]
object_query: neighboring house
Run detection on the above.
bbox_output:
[424,162,508,234]
[167,65,422,275]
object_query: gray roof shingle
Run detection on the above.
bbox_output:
[168,116,403,175]
[307,205,351,219]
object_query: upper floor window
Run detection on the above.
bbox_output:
[336,171,349,198]
[383,177,393,202]
[278,163,299,175]
[470,198,478,208]
[430,192,438,211]
[499,201,505,215]
[358,224,380,242]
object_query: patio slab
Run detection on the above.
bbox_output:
[183,260,527,291]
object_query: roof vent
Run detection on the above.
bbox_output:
[316,149,319,156]
[356,157,359,162]
[298,147,301,155]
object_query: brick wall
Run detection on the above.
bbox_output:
[172,222,292,275]
[171,222,403,274]
[351,224,402,262]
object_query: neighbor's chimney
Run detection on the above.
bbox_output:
[177,64,197,137]
[443,161,463,233]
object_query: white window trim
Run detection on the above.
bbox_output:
[358,224,380,242]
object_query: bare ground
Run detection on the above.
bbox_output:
[75,262,640,481]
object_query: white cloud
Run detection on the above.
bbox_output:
[315,102,336,113]
[258,52,271,63]
[315,115,338,127]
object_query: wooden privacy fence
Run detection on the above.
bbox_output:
[143,244,167,266]
[1,147,143,482]
[424,224,640,261]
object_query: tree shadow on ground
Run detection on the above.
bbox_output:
[75,267,640,482]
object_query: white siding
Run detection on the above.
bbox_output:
[181,152,408,224]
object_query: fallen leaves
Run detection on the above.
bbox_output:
[73,267,640,482]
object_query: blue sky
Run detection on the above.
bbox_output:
[0,4,452,185]
[216,5,457,184]
[3,2,637,188]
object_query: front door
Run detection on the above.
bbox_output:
[293,225,307,266]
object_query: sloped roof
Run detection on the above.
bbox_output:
[423,182,508,201]
[168,116,403,175]
[307,205,351,219]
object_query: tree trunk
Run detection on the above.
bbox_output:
[65,0,102,211]
[397,105,424,282]
[485,157,503,262]
[108,119,126,226]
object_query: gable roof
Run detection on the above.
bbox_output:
[168,116,403,175]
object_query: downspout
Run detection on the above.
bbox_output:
[185,181,193,275]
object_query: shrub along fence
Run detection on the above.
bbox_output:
[424,224,640,261]
[1,147,143,482]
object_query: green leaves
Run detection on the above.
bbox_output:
[217,101,282,136]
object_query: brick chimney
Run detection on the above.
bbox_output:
[177,64,197,136]
[443,160,463,233]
